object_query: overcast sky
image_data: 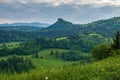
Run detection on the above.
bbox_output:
[0,0,120,24]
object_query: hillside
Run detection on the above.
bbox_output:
[0,17,120,42]
[40,18,84,38]
[0,55,120,80]
[0,30,40,42]
[87,17,120,37]
[40,17,120,38]
[0,26,43,31]
[45,18,76,30]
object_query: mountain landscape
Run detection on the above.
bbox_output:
[0,16,120,80]
[0,17,120,43]
[1,0,120,79]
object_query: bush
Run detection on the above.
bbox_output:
[110,49,120,56]
[91,44,110,60]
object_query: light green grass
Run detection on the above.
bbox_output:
[0,42,22,49]
[31,48,79,68]
[0,55,120,80]
[56,37,67,41]
[0,48,79,67]
[38,48,68,59]
[1,48,119,80]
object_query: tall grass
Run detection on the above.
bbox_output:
[0,56,120,80]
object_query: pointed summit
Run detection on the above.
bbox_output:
[46,18,73,30]
[57,18,72,24]
[57,18,65,22]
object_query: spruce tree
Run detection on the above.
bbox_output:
[50,50,53,55]
[111,31,120,50]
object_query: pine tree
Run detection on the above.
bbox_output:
[111,31,120,50]
[50,50,53,55]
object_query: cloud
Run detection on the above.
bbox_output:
[0,0,120,7]
[1,0,120,7]
[0,0,120,24]
[34,0,120,7]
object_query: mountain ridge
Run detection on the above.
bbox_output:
[41,17,120,37]
[0,22,50,27]
[0,17,120,42]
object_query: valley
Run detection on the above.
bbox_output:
[0,17,120,80]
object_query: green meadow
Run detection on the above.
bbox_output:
[0,55,119,80]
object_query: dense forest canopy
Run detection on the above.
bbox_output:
[0,33,107,57]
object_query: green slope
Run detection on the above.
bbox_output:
[0,17,120,42]
[40,17,120,38]
[0,55,120,80]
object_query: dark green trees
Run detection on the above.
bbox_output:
[0,56,35,73]
[111,31,120,50]
[50,50,54,55]
[92,31,120,60]
[61,51,82,61]
[91,44,110,60]
[61,50,90,61]
[0,44,9,56]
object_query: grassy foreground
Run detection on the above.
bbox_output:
[0,55,120,80]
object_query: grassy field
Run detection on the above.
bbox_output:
[56,37,67,41]
[0,48,81,67]
[0,43,119,80]
[30,49,83,68]
[0,55,120,80]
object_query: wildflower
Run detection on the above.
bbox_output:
[45,76,48,80]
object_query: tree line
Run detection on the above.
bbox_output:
[0,34,106,57]
[92,31,120,60]
[0,56,35,73]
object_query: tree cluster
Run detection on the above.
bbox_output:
[0,34,106,57]
[61,50,90,61]
[92,31,120,60]
[0,56,35,73]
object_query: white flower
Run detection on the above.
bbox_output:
[45,76,48,80]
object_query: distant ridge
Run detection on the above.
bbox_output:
[0,22,50,27]
[0,16,120,41]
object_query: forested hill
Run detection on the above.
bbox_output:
[0,22,49,31]
[40,18,84,38]
[0,22,49,27]
[0,17,120,42]
[0,30,38,42]
[45,18,78,30]
[0,26,43,31]
[87,17,120,36]
[40,17,120,37]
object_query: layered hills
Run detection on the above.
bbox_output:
[0,17,120,42]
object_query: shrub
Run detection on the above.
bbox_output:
[110,49,120,56]
[91,44,110,60]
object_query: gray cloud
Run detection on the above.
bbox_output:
[0,0,120,24]
[1,0,120,7]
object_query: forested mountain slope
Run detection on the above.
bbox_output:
[40,17,120,37]
[0,17,120,42]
